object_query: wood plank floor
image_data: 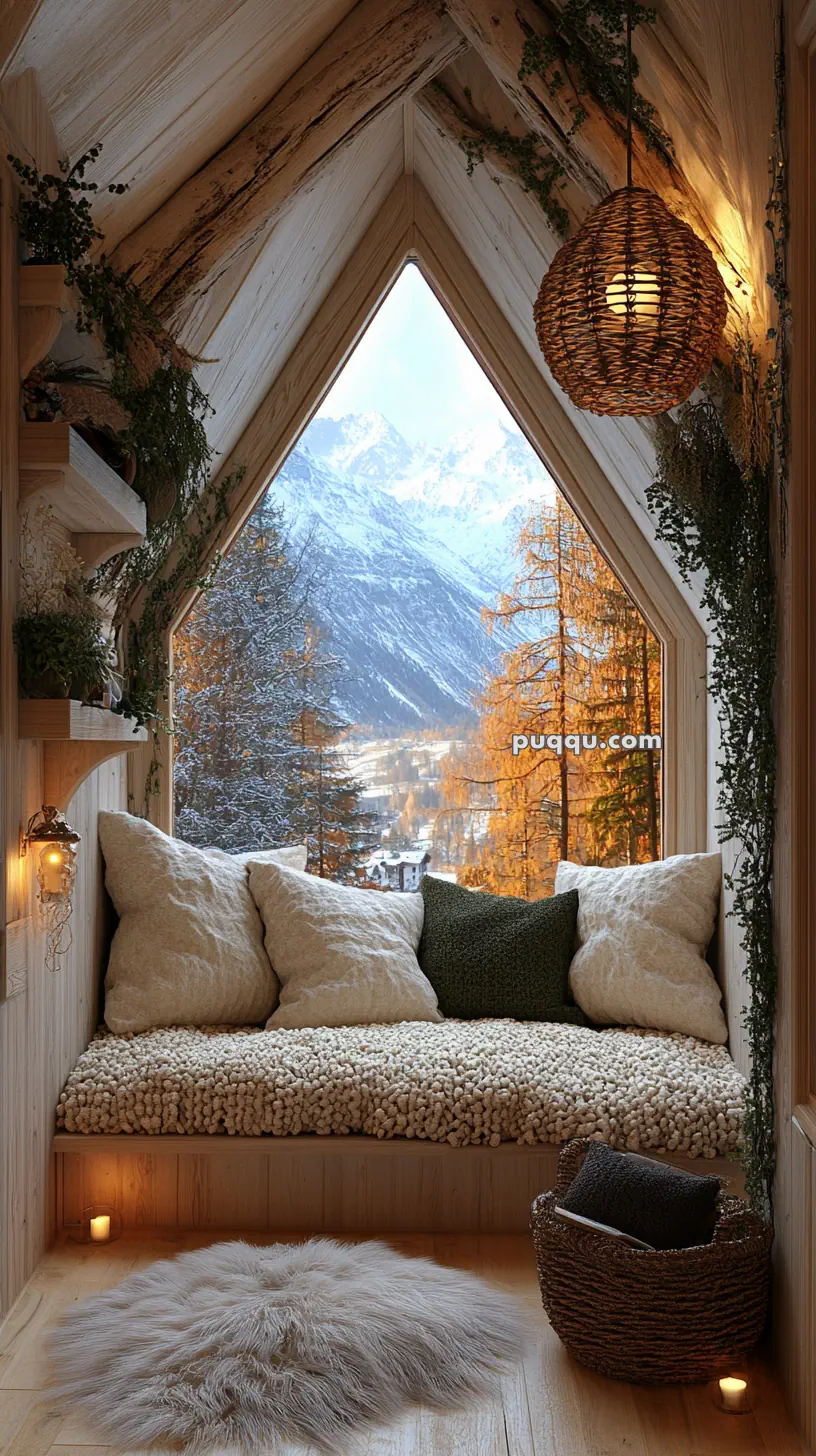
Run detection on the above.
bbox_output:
[0,1230,805,1456]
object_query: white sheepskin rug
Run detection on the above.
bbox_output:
[46,1237,532,1453]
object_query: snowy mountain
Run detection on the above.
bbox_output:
[265,413,552,730]
[305,412,555,590]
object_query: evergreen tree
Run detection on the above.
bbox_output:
[174,499,375,876]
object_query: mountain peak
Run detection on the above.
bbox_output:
[307,410,417,480]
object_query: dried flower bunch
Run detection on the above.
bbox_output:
[19,504,101,618]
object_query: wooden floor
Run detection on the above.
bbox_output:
[0,1231,805,1456]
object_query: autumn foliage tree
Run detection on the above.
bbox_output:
[438,495,661,895]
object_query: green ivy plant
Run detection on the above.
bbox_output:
[110,469,243,808]
[519,0,672,158]
[9,146,127,266]
[452,1,672,236]
[646,361,776,1219]
[460,121,570,236]
[10,146,213,527]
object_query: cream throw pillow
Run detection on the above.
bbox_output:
[247,861,442,1029]
[554,853,727,1044]
[99,812,306,1034]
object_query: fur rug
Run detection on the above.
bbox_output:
[46,1237,532,1453]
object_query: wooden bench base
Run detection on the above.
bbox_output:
[53,1135,744,1235]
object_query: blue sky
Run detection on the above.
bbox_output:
[316,263,521,447]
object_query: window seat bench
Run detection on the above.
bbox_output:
[53,1020,745,1234]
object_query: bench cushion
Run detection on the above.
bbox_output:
[57,1020,745,1157]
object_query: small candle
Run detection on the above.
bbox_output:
[89,1214,111,1243]
[718,1376,749,1413]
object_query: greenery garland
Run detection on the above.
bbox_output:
[9,147,214,529]
[518,0,671,157]
[114,468,244,811]
[452,0,671,235]
[646,360,776,1217]
[645,22,788,1218]
[10,146,241,802]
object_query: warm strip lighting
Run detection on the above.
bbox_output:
[717,1375,750,1413]
[605,269,660,321]
[89,1214,111,1243]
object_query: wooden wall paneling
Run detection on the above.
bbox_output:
[774,6,816,1451]
[0,1,44,77]
[695,0,776,340]
[177,1152,268,1230]
[0,758,127,1316]
[54,1136,743,1236]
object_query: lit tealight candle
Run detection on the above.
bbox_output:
[89,1214,111,1243]
[718,1375,749,1413]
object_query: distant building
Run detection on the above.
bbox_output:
[366,849,431,892]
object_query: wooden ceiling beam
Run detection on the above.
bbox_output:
[110,0,465,323]
[415,79,588,233]
[442,0,745,293]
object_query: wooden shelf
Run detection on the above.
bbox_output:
[19,422,146,572]
[19,700,146,742]
[19,701,147,810]
[18,263,71,379]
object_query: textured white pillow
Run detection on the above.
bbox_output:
[99,812,306,1034]
[554,853,727,1044]
[247,861,442,1029]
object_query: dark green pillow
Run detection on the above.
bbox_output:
[418,876,586,1023]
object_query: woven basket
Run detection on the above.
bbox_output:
[531,1139,772,1384]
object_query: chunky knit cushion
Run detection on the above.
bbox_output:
[417,877,585,1023]
[554,854,727,1043]
[100,812,305,1034]
[559,1141,721,1250]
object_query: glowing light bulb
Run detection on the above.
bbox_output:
[39,844,69,896]
[605,269,660,322]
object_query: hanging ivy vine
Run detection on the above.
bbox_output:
[646,358,777,1218]
[451,0,672,236]
[110,467,244,811]
[518,0,671,157]
[646,16,788,1218]
[10,144,245,805]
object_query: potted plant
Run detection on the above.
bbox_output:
[9,147,126,270]
[14,503,120,703]
[22,357,137,485]
[10,145,213,528]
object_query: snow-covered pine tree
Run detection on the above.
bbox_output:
[173,498,375,876]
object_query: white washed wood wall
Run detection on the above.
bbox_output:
[0,755,125,1317]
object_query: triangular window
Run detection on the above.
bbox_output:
[173,264,661,893]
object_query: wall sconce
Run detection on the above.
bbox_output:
[22,804,81,973]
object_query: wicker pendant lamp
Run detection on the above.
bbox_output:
[533,1,726,416]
